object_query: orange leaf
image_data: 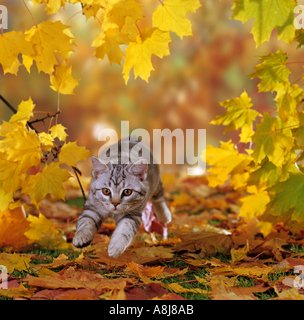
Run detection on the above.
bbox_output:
[0,207,31,251]
[126,261,165,278]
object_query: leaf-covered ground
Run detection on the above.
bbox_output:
[1,174,304,300]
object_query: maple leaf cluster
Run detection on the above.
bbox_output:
[0,97,91,211]
[0,0,201,85]
[205,1,304,233]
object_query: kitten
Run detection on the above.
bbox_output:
[73,136,171,257]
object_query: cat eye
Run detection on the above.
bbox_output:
[102,188,111,196]
[123,189,132,196]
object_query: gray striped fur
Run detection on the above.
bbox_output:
[73,136,171,257]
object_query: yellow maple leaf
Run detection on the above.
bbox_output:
[38,132,54,151]
[24,20,73,74]
[59,141,91,167]
[50,124,68,142]
[4,127,42,174]
[9,98,35,125]
[0,149,25,194]
[123,27,171,84]
[0,252,31,274]
[0,31,34,75]
[22,162,71,206]
[152,0,202,39]
[101,0,143,31]
[28,0,66,15]
[50,62,80,95]
[0,121,23,137]
[230,240,249,264]
[203,140,252,188]
[24,213,71,250]
[239,190,270,220]
[0,181,14,212]
[0,283,33,299]
[93,28,130,65]
[25,213,59,240]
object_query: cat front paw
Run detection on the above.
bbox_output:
[73,232,94,248]
[107,241,127,258]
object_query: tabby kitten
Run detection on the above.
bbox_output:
[73,137,171,257]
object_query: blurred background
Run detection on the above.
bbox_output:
[1,0,304,176]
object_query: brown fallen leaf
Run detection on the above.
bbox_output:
[95,246,174,268]
[209,264,275,281]
[0,280,34,299]
[126,261,165,283]
[125,283,168,300]
[209,277,258,300]
[174,231,233,255]
[31,288,98,300]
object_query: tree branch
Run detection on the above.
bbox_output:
[29,111,61,125]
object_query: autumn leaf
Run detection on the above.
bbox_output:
[3,126,42,174]
[126,261,165,283]
[0,283,34,299]
[0,31,34,75]
[230,240,249,264]
[50,62,80,95]
[210,91,261,134]
[22,163,71,207]
[123,27,171,84]
[152,0,201,39]
[202,140,252,189]
[248,49,291,92]
[28,0,66,15]
[92,28,129,65]
[0,182,14,211]
[265,173,304,223]
[101,0,143,31]
[275,83,303,124]
[231,0,296,46]
[24,20,73,74]
[50,124,68,142]
[59,141,91,167]
[160,282,207,295]
[25,213,71,250]
[0,207,30,251]
[252,113,294,167]
[0,252,31,274]
[174,231,233,255]
[9,98,35,125]
[239,190,270,220]
[39,132,54,151]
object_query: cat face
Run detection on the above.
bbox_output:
[90,156,149,214]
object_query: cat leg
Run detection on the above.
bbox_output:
[151,179,171,223]
[73,208,103,248]
[108,214,142,257]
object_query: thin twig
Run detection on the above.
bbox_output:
[29,111,61,125]
[72,166,87,201]
[22,0,38,27]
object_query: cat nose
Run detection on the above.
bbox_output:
[112,198,120,207]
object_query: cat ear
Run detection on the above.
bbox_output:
[128,159,148,180]
[91,156,110,177]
